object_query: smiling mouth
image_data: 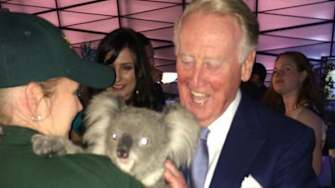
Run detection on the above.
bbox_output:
[191,91,208,106]
[112,84,124,89]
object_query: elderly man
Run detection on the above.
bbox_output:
[173,0,319,187]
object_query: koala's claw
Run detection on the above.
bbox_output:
[32,134,67,156]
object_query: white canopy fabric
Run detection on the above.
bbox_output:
[1,0,334,75]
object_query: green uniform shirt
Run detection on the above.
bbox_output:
[0,126,144,188]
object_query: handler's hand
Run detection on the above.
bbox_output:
[164,160,187,188]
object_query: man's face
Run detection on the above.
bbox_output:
[176,12,254,127]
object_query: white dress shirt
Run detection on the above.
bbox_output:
[203,90,241,188]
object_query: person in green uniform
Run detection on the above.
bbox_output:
[0,12,184,188]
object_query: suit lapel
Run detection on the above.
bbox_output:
[210,95,267,188]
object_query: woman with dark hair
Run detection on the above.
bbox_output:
[263,51,325,175]
[71,28,166,140]
[95,28,164,111]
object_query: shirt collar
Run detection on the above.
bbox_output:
[208,89,241,134]
[204,90,242,188]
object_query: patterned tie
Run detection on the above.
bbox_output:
[191,128,210,188]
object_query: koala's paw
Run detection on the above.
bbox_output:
[32,134,67,156]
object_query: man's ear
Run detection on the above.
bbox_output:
[24,82,46,118]
[241,50,256,82]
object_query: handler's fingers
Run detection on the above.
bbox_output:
[164,160,187,188]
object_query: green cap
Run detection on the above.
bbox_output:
[0,12,115,89]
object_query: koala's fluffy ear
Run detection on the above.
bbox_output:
[163,104,200,167]
[83,91,124,155]
[85,91,123,125]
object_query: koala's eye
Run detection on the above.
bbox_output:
[139,137,149,146]
[112,133,118,140]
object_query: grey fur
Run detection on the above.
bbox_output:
[32,91,200,188]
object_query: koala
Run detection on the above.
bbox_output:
[32,91,200,188]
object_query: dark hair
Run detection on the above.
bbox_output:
[96,28,162,111]
[136,32,151,46]
[262,87,285,113]
[252,62,267,82]
[263,51,323,115]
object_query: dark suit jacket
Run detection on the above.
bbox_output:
[186,93,319,188]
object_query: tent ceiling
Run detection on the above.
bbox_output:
[1,0,334,73]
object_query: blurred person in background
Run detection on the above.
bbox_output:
[241,62,268,100]
[263,51,325,176]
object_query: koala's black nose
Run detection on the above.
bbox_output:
[117,148,129,159]
[117,134,133,159]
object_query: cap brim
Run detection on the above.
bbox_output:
[68,59,116,89]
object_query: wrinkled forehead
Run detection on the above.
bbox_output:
[181,12,241,40]
[178,12,242,60]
